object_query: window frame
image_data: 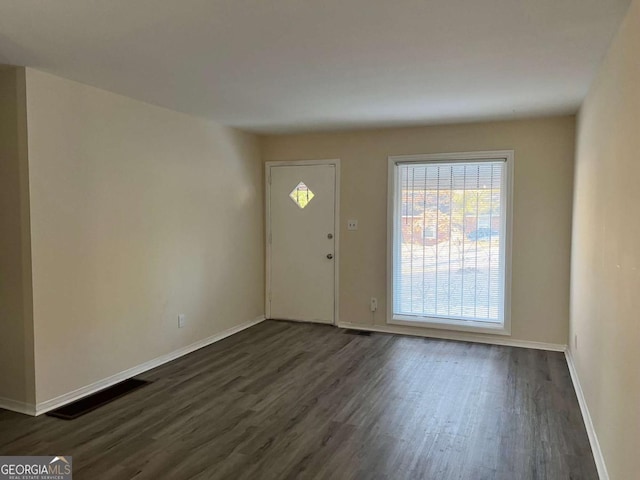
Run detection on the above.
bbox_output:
[387,150,514,336]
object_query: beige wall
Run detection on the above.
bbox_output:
[571,0,639,478]
[0,66,35,406]
[262,116,575,346]
[24,69,264,404]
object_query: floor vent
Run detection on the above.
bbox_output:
[46,378,151,420]
[344,329,372,336]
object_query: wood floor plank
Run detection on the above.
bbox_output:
[0,320,597,479]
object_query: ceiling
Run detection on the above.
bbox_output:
[0,0,631,133]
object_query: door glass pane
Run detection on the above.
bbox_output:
[289,181,315,209]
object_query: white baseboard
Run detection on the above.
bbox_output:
[32,315,266,416]
[565,349,608,480]
[337,322,567,352]
[0,396,36,416]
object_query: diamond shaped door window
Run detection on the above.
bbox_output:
[289,181,315,209]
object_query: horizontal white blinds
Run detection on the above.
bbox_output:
[393,160,506,323]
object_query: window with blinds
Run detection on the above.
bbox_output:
[389,153,511,330]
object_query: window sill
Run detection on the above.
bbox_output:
[388,315,510,336]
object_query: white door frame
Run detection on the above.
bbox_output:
[265,159,341,325]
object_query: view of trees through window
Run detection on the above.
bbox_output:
[395,161,505,323]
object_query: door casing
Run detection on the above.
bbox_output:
[265,159,341,324]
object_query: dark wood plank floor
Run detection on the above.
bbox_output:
[0,320,597,479]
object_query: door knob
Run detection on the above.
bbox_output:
[326,254,333,259]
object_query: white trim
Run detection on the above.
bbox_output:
[387,150,514,336]
[338,321,566,352]
[0,397,36,416]
[33,316,265,416]
[265,159,340,325]
[565,349,609,480]
[388,316,510,335]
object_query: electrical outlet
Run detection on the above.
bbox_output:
[347,219,358,231]
[178,314,186,328]
[370,297,378,312]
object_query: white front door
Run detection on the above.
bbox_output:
[267,163,337,324]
